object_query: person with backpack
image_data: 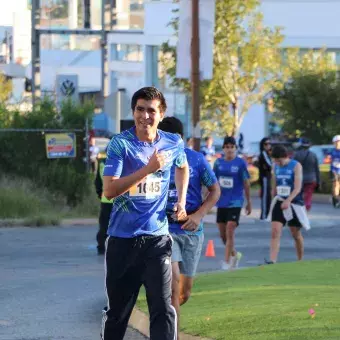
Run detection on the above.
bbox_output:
[293,138,320,211]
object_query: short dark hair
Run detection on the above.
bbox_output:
[271,145,288,159]
[205,136,212,142]
[186,137,192,142]
[158,117,184,137]
[223,136,236,147]
[131,87,167,113]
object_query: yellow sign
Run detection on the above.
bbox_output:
[45,133,76,159]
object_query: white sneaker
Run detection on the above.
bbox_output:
[221,260,231,271]
[230,252,242,269]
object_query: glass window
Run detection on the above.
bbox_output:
[111,44,143,62]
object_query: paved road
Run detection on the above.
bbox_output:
[199,199,340,272]
[0,227,146,340]
[1,199,339,339]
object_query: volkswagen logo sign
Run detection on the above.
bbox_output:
[60,79,76,97]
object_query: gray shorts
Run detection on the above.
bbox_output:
[171,233,204,277]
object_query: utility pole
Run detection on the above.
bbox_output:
[191,0,200,152]
[31,0,41,108]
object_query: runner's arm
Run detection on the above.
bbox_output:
[103,168,149,199]
[103,149,165,199]
[286,162,303,203]
[244,178,252,215]
[174,161,189,207]
[271,167,277,197]
[197,182,220,218]
[182,157,220,231]
[244,179,251,204]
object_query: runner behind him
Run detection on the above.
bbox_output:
[158,117,220,339]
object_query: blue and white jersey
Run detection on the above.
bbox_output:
[275,159,304,205]
[331,149,340,174]
[166,148,217,235]
[213,157,250,208]
[103,127,187,238]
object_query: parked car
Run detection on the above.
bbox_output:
[309,145,334,165]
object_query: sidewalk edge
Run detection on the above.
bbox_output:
[128,308,213,340]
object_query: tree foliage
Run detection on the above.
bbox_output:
[0,73,13,103]
[161,0,285,137]
[273,49,340,144]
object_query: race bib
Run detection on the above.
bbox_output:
[219,177,234,189]
[277,186,291,196]
[130,174,162,199]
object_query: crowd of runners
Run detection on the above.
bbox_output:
[96,87,340,340]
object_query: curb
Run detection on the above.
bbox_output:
[128,308,212,340]
[62,218,97,226]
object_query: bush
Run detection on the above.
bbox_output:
[0,176,63,219]
[0,98,95,204]
[0,175,99,221]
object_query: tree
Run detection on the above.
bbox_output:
[272,49,340,144]
[0,73,12,103]
[161,0,285,137]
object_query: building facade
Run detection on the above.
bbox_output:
[2,0,340,146]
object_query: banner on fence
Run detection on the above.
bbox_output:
[45,133,76,159]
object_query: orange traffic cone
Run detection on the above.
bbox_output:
[205,240,215,257]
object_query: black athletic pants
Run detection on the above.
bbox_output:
[96,203,113,251]
[101,235,176,340]
[260,176,272,220]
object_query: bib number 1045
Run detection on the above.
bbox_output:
[130,175,161,199]
[137,181,160,195]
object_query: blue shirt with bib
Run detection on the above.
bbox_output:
[331,149,340,175]
[103,127,187,238]
[275,159,304,205]
[213,157,250,208]
[166,148,217,235]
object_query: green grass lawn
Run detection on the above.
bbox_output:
[137,260,340,340]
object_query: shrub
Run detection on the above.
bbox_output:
[0,176,62,218]
[0,174,99,220]
[0,98,95,204]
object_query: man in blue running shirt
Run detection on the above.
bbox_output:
[213,136,252,271]
[102,87,189,340]
[331,135,340,208]
[158,117,220,338]
[267,145,306,264]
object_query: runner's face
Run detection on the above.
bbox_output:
[223,144,236,158]
[274,158,286,166]
[133,99,164,135]
[334,141,340,149]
